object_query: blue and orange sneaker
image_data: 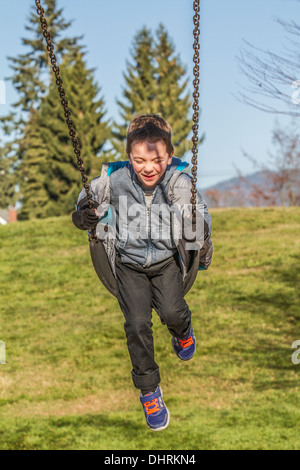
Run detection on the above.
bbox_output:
[140,386,170,431]
[172,324,196,361]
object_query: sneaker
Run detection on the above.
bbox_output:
[172,324,196,361]
[140,386,170,431]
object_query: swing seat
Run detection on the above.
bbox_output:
[90,239,200,297]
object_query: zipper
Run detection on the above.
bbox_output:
[143,187,158,267]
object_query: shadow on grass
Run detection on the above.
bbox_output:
[0,412,215,450]
[0,413,143,450]
[227,256,300,381]
[233,254,300,320]
[252,378,299,392]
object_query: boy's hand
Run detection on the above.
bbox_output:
[72,207,99,231]
[182,212,209,243]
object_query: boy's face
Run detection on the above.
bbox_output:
[128,140,173,189]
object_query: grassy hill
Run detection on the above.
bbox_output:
[0,207,299,450]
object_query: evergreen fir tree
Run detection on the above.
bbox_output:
[154,24,193,158]
[0,0,85,215]
[6,0,83,113]
[17,109,49,220]
[112,27,157,157]
[113,24,195,159]
[18,52,110,219]
[0,144,16,210]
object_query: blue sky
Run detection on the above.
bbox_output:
[0,0,299,188]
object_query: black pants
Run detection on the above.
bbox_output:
[115,252,192,391]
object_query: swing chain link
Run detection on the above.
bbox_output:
[35,0,97,241]
[191,0,200,215]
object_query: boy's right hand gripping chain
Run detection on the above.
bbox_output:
[72,208,99,231]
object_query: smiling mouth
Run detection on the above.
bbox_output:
[142,174,156,179]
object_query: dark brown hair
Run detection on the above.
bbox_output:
[126,114,174,156]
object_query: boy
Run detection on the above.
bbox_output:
[72,114,213,431]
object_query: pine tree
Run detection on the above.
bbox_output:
[112,25,194,159]
[0,0,84,214]
[112,27,157,157]
[0,144,16,210]
[5,0,83,113]
[17,109,49,220]
[18,52,111,219]
[154,24,192,157]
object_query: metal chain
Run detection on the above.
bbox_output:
[191,0,200,215]
[35,0,96,240]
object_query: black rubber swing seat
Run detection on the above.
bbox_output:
[90,240,200,298]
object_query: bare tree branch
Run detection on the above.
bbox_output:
[235,10,300,116]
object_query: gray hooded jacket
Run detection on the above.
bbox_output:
[76,157,213,278]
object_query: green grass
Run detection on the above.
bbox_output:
[0,207,300,449]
